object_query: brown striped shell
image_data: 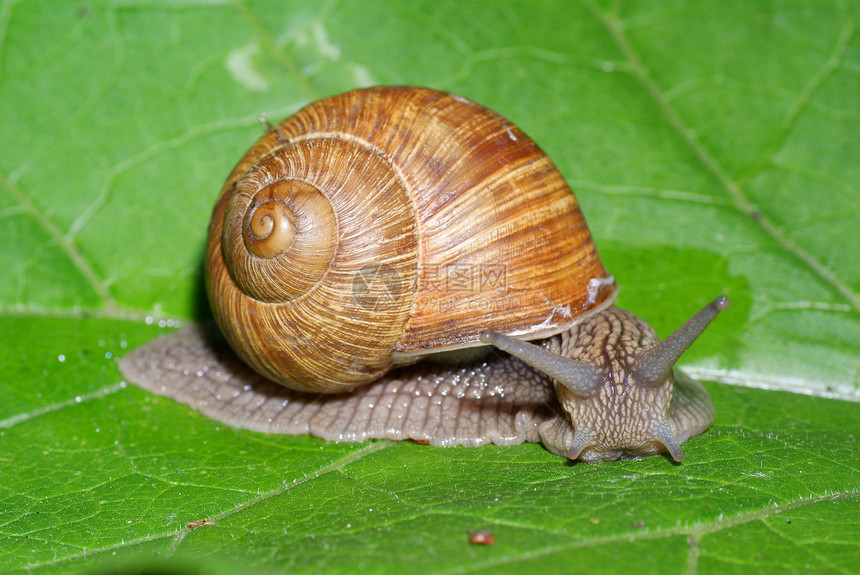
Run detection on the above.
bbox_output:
[207,86,617,393]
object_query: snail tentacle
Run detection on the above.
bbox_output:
[479,330,603,397]
[567,427,595,461]
[651,417,685,462]
[632,296,730,388]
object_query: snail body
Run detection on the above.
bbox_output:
[121,87,727,462]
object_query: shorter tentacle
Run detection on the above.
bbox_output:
[650,417,685,462]
[568,428,595,460]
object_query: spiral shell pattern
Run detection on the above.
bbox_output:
[207,86,616,392]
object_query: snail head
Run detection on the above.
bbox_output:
[480,297,729,462]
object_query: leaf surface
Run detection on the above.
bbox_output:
[1,1,858,574]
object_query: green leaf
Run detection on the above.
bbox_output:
[1,1,858,574]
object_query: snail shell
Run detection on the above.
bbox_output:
[207,86,616,393]
[120,87,728,462]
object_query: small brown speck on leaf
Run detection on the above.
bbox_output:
[468,529,495,545]
[187,519,215,529]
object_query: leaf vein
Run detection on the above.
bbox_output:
[589,0,860,313]
[0,174,115,307]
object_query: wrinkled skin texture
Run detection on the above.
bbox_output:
[120,306,715,462]
[536,308,714,461]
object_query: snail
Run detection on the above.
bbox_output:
[120,86,728,463]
